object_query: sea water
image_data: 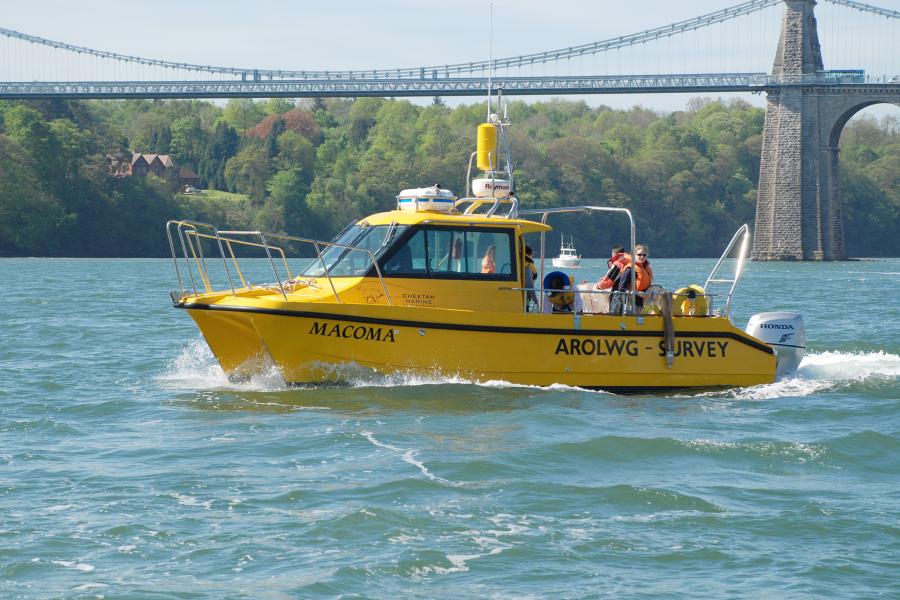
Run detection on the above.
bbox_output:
[1,258,898,599]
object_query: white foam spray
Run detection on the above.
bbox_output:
[726,350,900,400]
[156,339,288,392]
[160,340,895,400]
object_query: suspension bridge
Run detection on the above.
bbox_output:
[0,0,898,98]
[1,0,899,259]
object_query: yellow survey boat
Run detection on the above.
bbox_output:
[168,112,803,392]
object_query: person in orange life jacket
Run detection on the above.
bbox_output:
[595,244,653,310]
[524,245,539,310]
[615,244,653,310]
[595,245,630,291]
[615,244,652,289]
[631,244,653,292]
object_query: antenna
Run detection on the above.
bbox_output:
[487,1,493,120]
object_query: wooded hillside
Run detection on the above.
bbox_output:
[0,97,897,257]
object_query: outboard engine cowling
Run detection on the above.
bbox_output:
[745,312,806,377]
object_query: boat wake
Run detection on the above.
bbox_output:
[158,339,611,394]
[720,350,900,400]
[160,340,897,399]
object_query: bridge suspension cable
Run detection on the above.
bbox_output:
[0,0,896,84]
[827,0,900,20]
[0,0,787,79]
[438,0,782,73]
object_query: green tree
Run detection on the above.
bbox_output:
[276,131,315,181]
[267,168,312,234]
[224,145,271,204]
[169,115,204,164]
[201,121,240,189]
[263,98,295,116]
[266,116,286,158]
[222,99,266,132]
[0,135,64,254]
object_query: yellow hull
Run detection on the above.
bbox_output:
[178,295,776,391]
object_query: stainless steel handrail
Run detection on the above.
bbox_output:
[187,231,290,290]
[237,231,392,305]
[166,220,235,297]
[703,224,750,320]
[167,221,392,306]
[501,286,717,315]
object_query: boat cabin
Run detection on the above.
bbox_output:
[296,207,550,312]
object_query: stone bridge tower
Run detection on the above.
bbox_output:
[753,0,900,260]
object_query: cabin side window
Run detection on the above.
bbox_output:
[380,226,517,280]
[383,229,428,275]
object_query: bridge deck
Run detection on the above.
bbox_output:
[1,74,896,99]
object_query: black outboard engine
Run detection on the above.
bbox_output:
[745,312,806,377]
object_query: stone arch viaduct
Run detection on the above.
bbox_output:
[753,0,900,260]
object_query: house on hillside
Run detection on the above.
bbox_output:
[179,168,200,188]
[129,152,201,188]
[130,152,174,176]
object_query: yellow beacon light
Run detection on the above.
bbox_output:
[476,123,498,172]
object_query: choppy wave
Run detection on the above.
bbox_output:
[361,431,453,485]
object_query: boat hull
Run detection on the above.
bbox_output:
[178,300,776,391]
[551,257,581,268]
[187,307,273,379]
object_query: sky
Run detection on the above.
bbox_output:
[4,0,900,114]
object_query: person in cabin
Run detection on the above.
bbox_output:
[439,237,465,272]
[451,237,465,272]
[524,245,539,310]
[541,271,583,314]
[481,244,496,274]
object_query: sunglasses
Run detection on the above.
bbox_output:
[636,253,647,257]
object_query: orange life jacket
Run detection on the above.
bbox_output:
[634,259,653,292]
[597,252,632,290]
[481,255,495,273]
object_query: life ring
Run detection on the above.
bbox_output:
[672,284,708,316]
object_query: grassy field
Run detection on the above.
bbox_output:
[175,189,255,230]
[178,189,248,202]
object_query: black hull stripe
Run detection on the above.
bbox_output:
[175,302,774,355]
[284,382,731,395]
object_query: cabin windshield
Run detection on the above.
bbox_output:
[301,224,407,277]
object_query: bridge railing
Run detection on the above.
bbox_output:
[1,71,895,100]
